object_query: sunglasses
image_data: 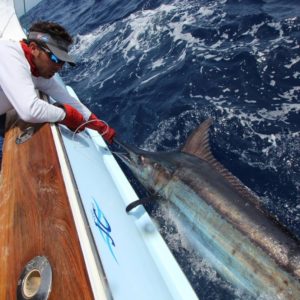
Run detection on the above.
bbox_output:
[39,45,65,65]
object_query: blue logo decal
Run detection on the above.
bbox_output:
[92,198,118,263]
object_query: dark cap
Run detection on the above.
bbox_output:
[28,31,75,66]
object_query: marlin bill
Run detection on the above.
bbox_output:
[116,119,300,300]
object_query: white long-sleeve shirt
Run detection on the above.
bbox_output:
[0,39,91,123]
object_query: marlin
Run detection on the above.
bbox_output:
[115,119,300,299]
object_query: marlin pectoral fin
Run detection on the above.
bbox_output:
[126,197,155,213]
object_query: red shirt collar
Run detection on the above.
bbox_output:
[20,40,40,77]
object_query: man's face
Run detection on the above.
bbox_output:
[29,42,64,78]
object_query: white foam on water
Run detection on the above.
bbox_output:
[71,0,226,70]
[242,22,265,38]
[72,23,117,57]
[284,56,300,69]
[151,58,165,70]
[139,74,159,86]
[168,17,198,44]
[198,6,215,17]
[278,86,300,101]
[293,71,300,79]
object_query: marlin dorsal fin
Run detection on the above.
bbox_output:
[182,119,262,208]
[181,118,214,161]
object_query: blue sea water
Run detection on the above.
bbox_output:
[21,1,300,299]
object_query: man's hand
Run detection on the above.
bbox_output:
[86,113,116,144]
[58,104,85,132]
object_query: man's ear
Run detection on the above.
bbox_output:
[28,41,40,58]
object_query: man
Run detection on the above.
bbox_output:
[0,21,116,144]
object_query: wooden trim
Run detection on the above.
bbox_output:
[0,111,94,299]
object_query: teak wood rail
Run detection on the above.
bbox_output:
[0,111,94,299]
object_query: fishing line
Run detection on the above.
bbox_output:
[69,118,128,165]
[68,118,111,165]
[72,118,109,141]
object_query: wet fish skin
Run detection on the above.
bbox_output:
[115,121,300,299]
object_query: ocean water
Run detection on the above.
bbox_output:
[21,1,300,299]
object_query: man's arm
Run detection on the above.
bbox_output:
[36,76,92,120]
